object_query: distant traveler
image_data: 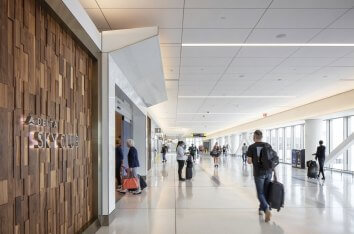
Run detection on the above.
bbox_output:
[161,144,168,163]
[176,141,187,181]
[189,144,197,162]
[116,138,124,191]
[314,140,326,180]
[211,142,221,167]
[127,139,141,195]
[242,143,248,164]
[222,145,227,156]
[247,130,272,222]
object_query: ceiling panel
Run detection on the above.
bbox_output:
[246,29,321,43]
[180,66,226,75]
[292,47,353,58]
[160,45,181,58]
[230,57,284,67]
[85,9,110,29]
[270,0,354,8]
[182,29,251,44]
[181,57,232,67]
[185,0,272,8]
[96,0,184,8]
[181,47,240,58]
[237,47,299,58]
[257,9,346,29]
[183,9,264,28]
[329,58,354,66]
[310,29,354,43]
[159,29,182,44]
[79,0,99,8]
[281,57,336,67]
[272,66,321,74]
[102,9,183,29]
[226,66,276,74]
[330,9,354,29]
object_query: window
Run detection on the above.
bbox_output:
[349,117,354,171]
[285,127,292,163]
[278,128,284,162]
[331,118,344,170]
[271,129,277,151]
[294,125,301,149]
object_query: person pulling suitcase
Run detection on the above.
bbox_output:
[312,140,326,180]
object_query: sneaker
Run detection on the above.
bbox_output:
[265,209,272,222]
[119,189,127,194]
[258,210,263,215]
[132,190,142,195]
[179,178,186,181]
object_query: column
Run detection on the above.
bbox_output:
[230,134,237,154]
[305,119,322,162]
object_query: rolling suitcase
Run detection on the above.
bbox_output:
[186,158,193,180]
[139,175,147,190]
[267,170,284,212]
[307,160,318,179]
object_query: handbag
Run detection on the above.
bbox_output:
[122,167,139,190]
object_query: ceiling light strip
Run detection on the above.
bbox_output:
[178,95,296,99]
[182,43,354,47]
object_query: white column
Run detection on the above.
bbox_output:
[101,53,116,215]
[211,138,216,149]
[230,134,236,154]
[305,119,322,162]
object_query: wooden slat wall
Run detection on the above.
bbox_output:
[0,0,94,233]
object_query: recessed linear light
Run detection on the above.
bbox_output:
[178,95,296,99]
[177,112,253,115]
[182,43,354,47]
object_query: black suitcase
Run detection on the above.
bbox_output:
[267,171,284,212]
[307,160,318,179]
[139,175,147,190]
[186,159,193,180]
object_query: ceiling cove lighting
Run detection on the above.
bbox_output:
[178,95,296,99]
[182,43,354,47]
[177,112,252,115]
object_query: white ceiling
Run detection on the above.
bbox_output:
[80,0,354,135]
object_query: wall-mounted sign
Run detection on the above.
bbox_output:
[25,116,79,149]
[192,133,206,138]
[155,128,162,133]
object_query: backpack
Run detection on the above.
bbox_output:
[259,143,279,170]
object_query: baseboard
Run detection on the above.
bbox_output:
[99,207,119,226]
[81,219,101,234]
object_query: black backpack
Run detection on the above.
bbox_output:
[259,143,279,170]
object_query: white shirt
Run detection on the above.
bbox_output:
[176,146,186,160]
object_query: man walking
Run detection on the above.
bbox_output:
[247,130,272,222]
[242,143,248,164]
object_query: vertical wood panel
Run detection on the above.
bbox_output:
[0,0,94,233]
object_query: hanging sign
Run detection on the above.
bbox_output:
[24,116,79,149]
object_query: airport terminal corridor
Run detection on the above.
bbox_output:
[97,154,354,234]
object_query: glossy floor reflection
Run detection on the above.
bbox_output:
[96,154,354,234]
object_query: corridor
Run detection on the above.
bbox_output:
[96,154,354,234]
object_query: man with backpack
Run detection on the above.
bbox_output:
[247,130,278,222]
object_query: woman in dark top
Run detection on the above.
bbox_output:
[315,140,326,180]
[127,139,141,194]
[116,139,124,191]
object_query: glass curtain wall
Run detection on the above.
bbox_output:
[330,118,344,170]
[278,128,284,162]
[285,127,293,163]
[350,117,354,171]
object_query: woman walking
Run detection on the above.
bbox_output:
[211,142,221,167]
[127,139,141,195]
[176,141,187,181]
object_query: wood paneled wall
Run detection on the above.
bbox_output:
[0,0,94,233]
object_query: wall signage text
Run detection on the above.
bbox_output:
[25,116,79,149]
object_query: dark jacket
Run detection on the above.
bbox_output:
[128,146,140,168]
[315,145,326,161]
[116,146,124,162]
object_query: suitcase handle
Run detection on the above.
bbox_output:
[273,169,278,182]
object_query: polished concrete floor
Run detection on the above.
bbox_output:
[97,153,354,234]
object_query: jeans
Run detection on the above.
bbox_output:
[318,159,325,178]
[242,153,247,163]
[162,153,167,161]
[116,160,123,186]
[254,173,272,212]
[177,160,185,179]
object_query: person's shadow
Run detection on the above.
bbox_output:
[161,163,168,178]
[259,215,285,234]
